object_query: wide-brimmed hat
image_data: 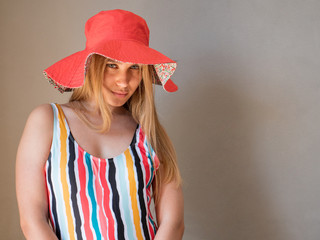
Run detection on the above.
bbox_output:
[43,9,178,93]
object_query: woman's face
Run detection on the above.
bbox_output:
[102,60,142,109]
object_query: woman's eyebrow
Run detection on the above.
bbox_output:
[106,60,141,67]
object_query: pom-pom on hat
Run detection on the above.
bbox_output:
[43,9,178,93]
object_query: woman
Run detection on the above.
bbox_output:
[16,9,184,240]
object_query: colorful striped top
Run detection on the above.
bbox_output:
[45,103,160,240]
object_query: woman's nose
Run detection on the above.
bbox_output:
[115,71,129,87]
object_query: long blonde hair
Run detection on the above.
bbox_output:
[69,54,181,203]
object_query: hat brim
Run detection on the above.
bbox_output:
[44,40,177,93]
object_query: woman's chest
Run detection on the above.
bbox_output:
[47,127,157,190]
[62,106,139,159]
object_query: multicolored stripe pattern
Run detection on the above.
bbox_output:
[45,103,159,240]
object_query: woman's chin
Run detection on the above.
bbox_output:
[107,100,128,109]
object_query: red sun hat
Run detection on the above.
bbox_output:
[43,9,178,93]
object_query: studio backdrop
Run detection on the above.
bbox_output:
[1,0,320,239]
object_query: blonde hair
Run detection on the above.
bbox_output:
[69,54,181,203]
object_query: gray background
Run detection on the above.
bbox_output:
[1,0,320,239]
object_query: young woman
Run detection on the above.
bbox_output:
[16,9,184,240]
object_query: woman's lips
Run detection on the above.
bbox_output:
[112,91,128,98]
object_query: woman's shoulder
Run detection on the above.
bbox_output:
[17,104,55,162]
[28,103,54,123]
[25,104,55,136]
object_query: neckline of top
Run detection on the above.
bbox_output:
[53,103,140,160]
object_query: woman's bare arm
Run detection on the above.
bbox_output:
[154,169,184,240]
[16,104,58,239]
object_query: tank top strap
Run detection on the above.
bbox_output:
[50,103,69,142]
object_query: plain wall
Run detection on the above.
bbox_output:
[1,0,320,239]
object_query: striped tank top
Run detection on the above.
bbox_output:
[45,103,159,240]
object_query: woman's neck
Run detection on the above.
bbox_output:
[78,99,127,116]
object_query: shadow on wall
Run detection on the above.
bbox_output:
[171,61,291,240]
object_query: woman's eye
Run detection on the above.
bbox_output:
[107,64,117,68]
[131,65,140,70]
